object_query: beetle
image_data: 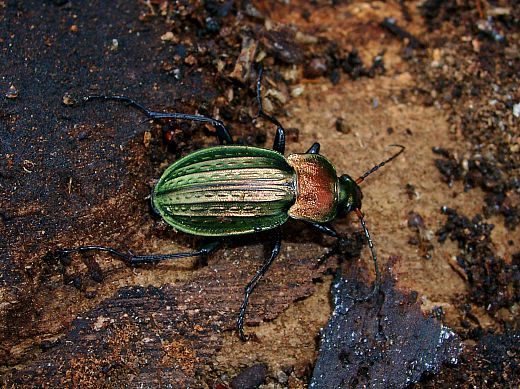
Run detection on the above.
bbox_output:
[55,68,404,340]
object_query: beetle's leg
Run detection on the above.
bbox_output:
[256,67,286,154]
[83,95,233,145]
[305,221,337,237]
[272,127,286,154]
[309,214,380,300]
[54,240,220,266]
[305,142,321,154]
[237,228,282,341]
[305,221,339,267]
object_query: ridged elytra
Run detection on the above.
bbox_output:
[54,68,404,341]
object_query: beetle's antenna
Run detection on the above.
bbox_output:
[356,144,405,184]
[346,145,403,299]
[344,209,380,301]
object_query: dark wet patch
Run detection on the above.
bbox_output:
[311,265,462,388]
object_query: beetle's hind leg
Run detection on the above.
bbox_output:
[82,95,234,145]
[53,240,220,268]
[255,67,286,154]
[237,228,282,341]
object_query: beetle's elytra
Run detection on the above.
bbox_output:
[55,68,404,341]
[152,146,361,236]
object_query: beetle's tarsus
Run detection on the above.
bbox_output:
[315,248,335,268]
[237,228,282,342]
[54,249,72,266]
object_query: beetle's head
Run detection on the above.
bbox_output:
[337,174,363,216]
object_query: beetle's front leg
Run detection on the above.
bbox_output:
[305,221,340,267]
[309,214,381,302]
[237,228,282,341]
[305,221,337,237]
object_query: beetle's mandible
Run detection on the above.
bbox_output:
[54,68,405,341]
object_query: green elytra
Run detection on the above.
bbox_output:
[54,68,404,341]
[152,145,361,236]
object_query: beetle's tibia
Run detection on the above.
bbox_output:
[237,229,282,341]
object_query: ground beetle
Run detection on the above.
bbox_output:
[55,68,404,340]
